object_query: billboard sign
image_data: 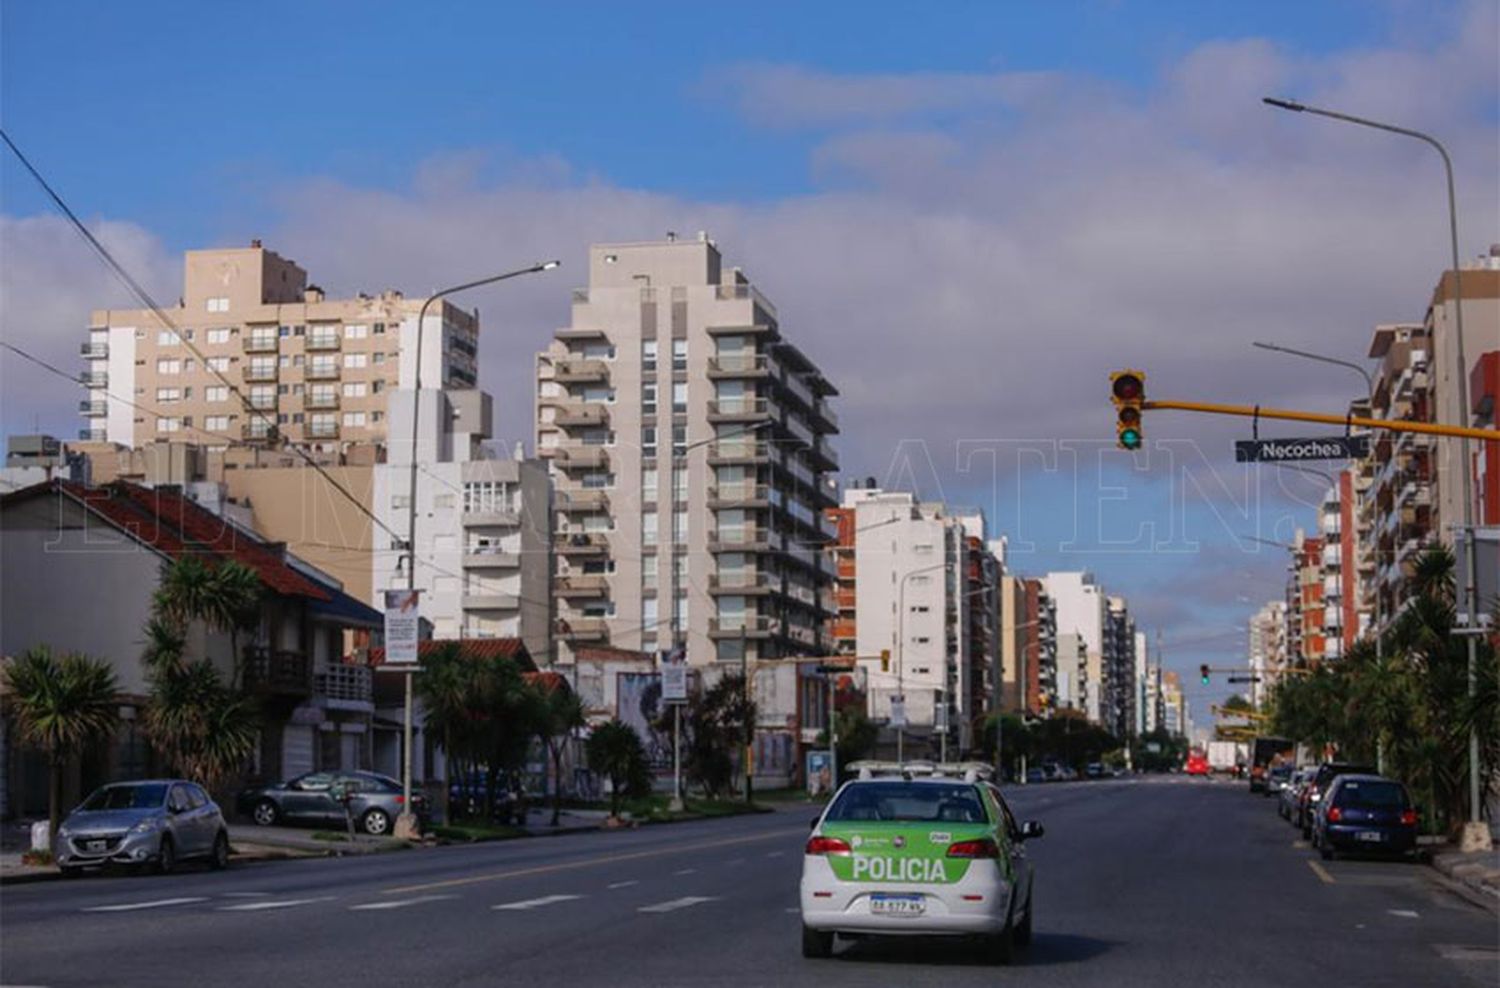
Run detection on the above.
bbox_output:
[383,589,421,665]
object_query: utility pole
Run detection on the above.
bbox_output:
[741,623,752,804]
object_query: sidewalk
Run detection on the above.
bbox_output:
[1430,846,1500,911]
[227,824,406,858]
[517,808,608,837]
[0,851,60,885]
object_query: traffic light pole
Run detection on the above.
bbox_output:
[1140,399,1496,442]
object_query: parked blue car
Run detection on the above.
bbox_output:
[1314,774,1419,860]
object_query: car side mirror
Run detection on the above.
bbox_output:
[1020,820,1044,840]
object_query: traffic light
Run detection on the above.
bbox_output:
[880,648,891,673]
[1110,370,1146,450]
[1200,664,1210,686]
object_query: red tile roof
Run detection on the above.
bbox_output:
[365,637,535,670]
[3,480,330,600]
[523,670,571,694]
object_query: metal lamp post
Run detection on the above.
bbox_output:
[395,260,560,840]
[1263,97,1488,849]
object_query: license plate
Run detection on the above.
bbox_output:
[870,894,925,917]
[87,840,107,851]
[1356,831,1384,842]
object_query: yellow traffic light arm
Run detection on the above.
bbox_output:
[1143,399,1496,442]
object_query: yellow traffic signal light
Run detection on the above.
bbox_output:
[1111,370,1146,450]
[880,649,891,673]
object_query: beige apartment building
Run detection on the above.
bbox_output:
[81,242,478,452]
[536,235,840,667]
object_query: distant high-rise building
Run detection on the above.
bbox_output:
[1043,572,1106,724]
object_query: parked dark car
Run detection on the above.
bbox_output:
[447,771,529,824]
[238,771,428,836]
[1085,762,1105,779]
[1263,763,1294,798]
[1299,762,1376,838]
[56,780,229,876]
[1313,775,1418,860]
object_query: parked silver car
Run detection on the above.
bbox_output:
[55,780,230,876]
[1279,768,1312,822]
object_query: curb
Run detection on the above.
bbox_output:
[0,869,61,886]
[1428,854,1500,914]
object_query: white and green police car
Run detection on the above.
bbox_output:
[799,761,1043,961]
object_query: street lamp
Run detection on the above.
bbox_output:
[396,259,560,840]
[1263,96,1487,849]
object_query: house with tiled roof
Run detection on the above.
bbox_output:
[1,479,382,819]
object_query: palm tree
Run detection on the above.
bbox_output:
[154,558,262,687]
[2,647,120,837]
[586,720,649,819]
[530,681,586,825]
[143,659,258,791]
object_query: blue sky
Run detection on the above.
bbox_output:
[3,0,1496,729]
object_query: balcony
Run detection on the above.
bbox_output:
[244,646,311,698]
[712,282,778,319]
[811,437,839,471]
[706,440,774,465]
[552,403,610,428]
[557,532,610,555]
[243,335,279,353]
[707,397,772,423]
[241,423,276,442]
[708,572,775,595]
[313,664,372,709]
[1396,480,1432,509]
[558,489,610,512]
[80,341,108,358]
[811,400,838,432]
[78,399,107,417]
[785,623,818,648]
[708,484,770,508]
[462,507,520,527]
[77,428,107,442]
[463,548,520,569]
[556,446,610,470]
[709,615,780,639]
[831,619,857,640]
[556,574,609,598]
[306,421,340,440]
[555,325,608,341]
[244,364,279,383]
[81,371,108,388]
[462,591,521,611]
[708,526,777,553]
[553,358,610,383]
[306,363,341,381]
[707,354,772,379]
[306,333,341,352]
[305,391,340,410]
[557,617,609,641]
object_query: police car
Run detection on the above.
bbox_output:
[799,761,1043,962]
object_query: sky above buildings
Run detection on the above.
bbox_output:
[3,0,1497,725]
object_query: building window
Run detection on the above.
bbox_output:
[206,386,228,403]
[373,352,386,364]
[672,382,688,413]
[156,359,181,375]
[673,509,687,543]
[672,339,687,371]
[207,356,231,372]
[157,330,179,346]
[642,383,657,416]
[206,297,229,313]
[343,353,367,369]
[155,417,180,434]
[373,323,386,335]
[342,382,367,398]
[205,415,230,431]
[671,425,687,457]
[642,512,658,547]
[206,327,232,344]
[641,468,658,500]
[344,324,368,339]
[156,388,181,403]
[342,411,367,428]
[642,340,657,372]
[463,481,514,515]
[642,426,657,458]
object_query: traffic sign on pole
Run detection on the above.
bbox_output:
[1234,435,1370,463]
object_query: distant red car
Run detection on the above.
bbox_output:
[1185,754,1210,776]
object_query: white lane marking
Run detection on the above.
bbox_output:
[492,894,582,911]
[673,868,697,876]
[350,894,456,911]
[218,896,333,912]
[639,896,718,914]
[607,880,639,889]
[1387,909,1420,919]
[82,897,208,913]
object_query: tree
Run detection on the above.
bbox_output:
[586,720,650,818]
[531,679,586,825]
[818,707,879,783]
[2,647,120,836]
[153,558,262,689]
[674,673,755,799]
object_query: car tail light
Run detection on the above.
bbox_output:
[1327,806,1342,822]
[805,836,852,856]
[394,795,405,806]
[1400,809,1417,826]
[946,839,1000,859]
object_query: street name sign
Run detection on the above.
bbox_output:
[1234,435,1370,462]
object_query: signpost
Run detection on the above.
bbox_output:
[1233,435,1370,463]
[890,695,906,729]
[662,647,687,811]
[383,589,421,839]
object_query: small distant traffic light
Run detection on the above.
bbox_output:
[880,649,891,673]
[1110,370,1146,450]
[1200,664,1211,685]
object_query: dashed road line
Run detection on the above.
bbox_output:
[350,895,456,911]
[1307,860,1336,885]
[639,896,718,914]
[606,880,639,889]
[493,894,583,911]
[219,896,334,912]
[1387,909,1419,919]
[82,897,207,913]
[672,868,697,876]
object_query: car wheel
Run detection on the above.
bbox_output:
[362,807,392,836]
[801,926,834,959]
[986,919,1016,965]
[210,831,230,870]
[157,835,176,875]
[252,799,280,827]
[1014,888,1034,947]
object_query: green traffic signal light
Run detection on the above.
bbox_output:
[1111,370,1146,451]
[1119,427,1142,450]
[1200,664,1210,685]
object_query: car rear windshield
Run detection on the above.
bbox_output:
[1334,780,1408,809]
[824,782,988,823]
[82,784,168,811]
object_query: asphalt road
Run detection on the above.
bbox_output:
[3,776,1496,987]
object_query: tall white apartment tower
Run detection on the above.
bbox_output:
[536,236,840,666]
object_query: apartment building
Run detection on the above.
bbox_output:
[1161,670,1185,738]
[825,505,857,655]
[81,242,478,451]
[535,236,839,667]
[1042,572,1106,723]
[1143,660,1163,733]
[1105,596,1136,738]
[1286,530,1328,664]
[1248,600,1288,708]
[1024,579,1056,714]
[1133,629,1149,736]
[998,575,1028,714]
